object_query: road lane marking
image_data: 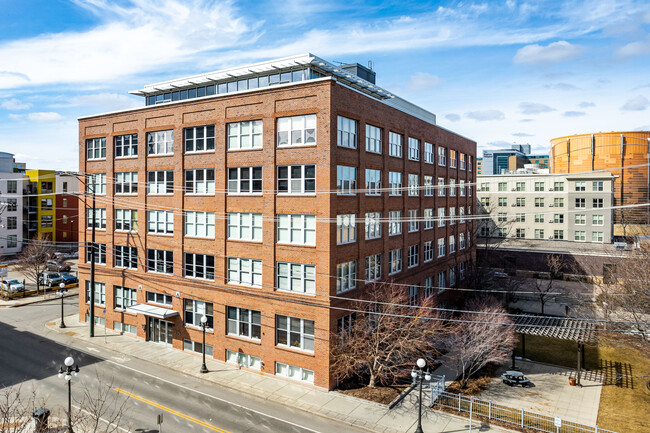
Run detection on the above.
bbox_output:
[114,388,231,433]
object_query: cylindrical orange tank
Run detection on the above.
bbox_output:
[550,131,650,231]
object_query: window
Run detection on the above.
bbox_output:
[437,177,445,196]
[575,198,586,208]
[85,243,106,265]
[498,227,508,237]
[184,124,215,152]
[227,306,261,340]
[459,180,466,197]
[86,137,106,160]
[336,165,356,195]
[6,199,17,211]
[469,155,473,171]
[515,228,526,238]
[515,213,525,222]
[593,198,603,208]
[184,299,213,328]
[575,214,586,225]
[575,181,586,191]
[227,212,260,241]
[184,253,215,280]
[226,350,260,369]
[407,285,419,306]
[575,231,586,241]
[147,170,174,194]
[86,173,106,195]
[366,124,382,153]
[147,291,172,306]
[499,213,508,222]
[408,174,419,196]
[498,197,508,207]
[423,241,433,262]
[498,182,507,192]
[365,212,381,239]
[408,245,419,268]
[276,315,314,352]
[388,211,402,236]
[408,137,420,160]
[115,172,138,194]
[365,169,381,195]
[516,197,525,207]
[277,262,316,294]
[184,211,215,238]
[114,286,137,310]
[336,260,356,293]
[460,232,466,249]
[148,210,174,234]
[228,167,262,194]
[337,116,357,148]
[554,182,564,191]
[185,339,213,357]
[438,208,445,227]
[554,198,564,207]
[449,235,456,253]
[147,249,174,274]
[114,209,138,232]
[114,245,138,269]
[424,208,434,229]
[7,235,17,248]
[592,231,604,242]
[389,132,402,157]
[406,210,419,233]
[593,181,604,192]
[449,179,456,197]
[6,217,16,230]
[438,272,446,293]
[515,182,525,192]
[227,257,262,287]
[275,362,314,384]
[437,238,445,257]
[278,165,315,194]
[535,198,544,207]
[460,153,466,170]
[185,169,215,194]
[449,207,456,225]
[459,207,466,223]
[115,133,138,158]
[336,214,356,244]
[86,208,107,229]
[389,172,402,196]
[424,142,434,164]
[337,313,357,334]
[449,267,457,286]
[481,197,490,207]
[227,120,262,150]
[423,176,434,196]
[114,322,137,334]
[389,249,402,274]
[365,254,381,281]
[41,198,53,210]
[147,130,173,155]
[480,182,490,192]
[554,230,564,240]
[277,114,316,146]
[593,215,604,225]
[534,229,545,239]
[449,150,457,168]
[534,182,544,192]
[85,281,105,305]
[277,214,316,245]
[438,146,446,166]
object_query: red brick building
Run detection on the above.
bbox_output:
[78,54,476,390]
[55,173,79,246]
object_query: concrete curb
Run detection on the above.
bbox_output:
[1,290,78,308]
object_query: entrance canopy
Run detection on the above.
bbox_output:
[126,304,179,320]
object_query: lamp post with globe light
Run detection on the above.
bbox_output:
[57,282,68,328]
[58,356,80,433]
[411,358,431,433]
[200,315,208,373]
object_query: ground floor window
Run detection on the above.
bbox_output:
[113,321,137,334]
[183,339,213,357]
[275,362,314,383]
[226,349,261,370]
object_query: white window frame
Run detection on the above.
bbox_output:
[275,362,314,384]
[228,166,263,194]
[115,209,138,232]
[424,176,434,196]
[437,238,445,257]
[424,208,434,230]
[148,210,174,235]
[277,164,316,194]
[449,235,456,253]
[184,253,215,280]
[185,168,215,195]
[276,315,315,352]
[337,116,357,149]
[115,171,138,194]
[227,212,261,242]
[185,211,216,238]
[366,124,382,154]
[277,114,316,147]
[114,285,137,310]
[388,211,402,236]
[424,142,434,164]
[389,132,402,158]
[227,257,263,287]
[227,306,261,340]
[185,124,216,152]
[438,146,446,166]
[365,169,381,196]
[114,134,137,158]
[114,245,138,269]
[86,137,106,160]
[408,210,419,232]
[146,248,174,274]
[388,248,402,275]
[365,212,382,240]
[408,174,419,196]
[336,214,356,244]
[408,244,419,268]
[408,137,420,161]
[423,241,433,262]
[85,281,106,305]
[147,130,174,155]
[438,208,446,227]
[227,120,262,150]
[278,262,316,294]
[87,208,107,229]
[365,254,381,282]
[389,172,402,196]
[147,170,174,195]
[277,214,316,245]
[336,165,357,195]
[438,177,445,196]
[336,260,357,293]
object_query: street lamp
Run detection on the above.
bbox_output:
[411,358,431,433]
[199,315,208,373]
[57,282,68,328]
[57,356,80,433]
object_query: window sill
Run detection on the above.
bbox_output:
[146,153,174,158]
[388,271,401,276]
[185,235,216,240]
[115,156,138,160]
[147,194,174,196]
[277,289,316,296]
[277,193,317,197]
[276,243,317,248]
[186,324,214,333]
[226,238,262,244]
[227,193,263,196]
[226,281,263,289]
[225,334,262,344]
[185,193,216,197]
[275,345,315,357]
[227,147,263,152]
[87,158,107,162]
[115,193,138,196]
[277,144,317,149]
[185,150,216,154]
[147,233,174,236]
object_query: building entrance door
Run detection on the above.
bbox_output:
[148,317,173,345]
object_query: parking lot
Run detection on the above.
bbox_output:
[1,259,79,294]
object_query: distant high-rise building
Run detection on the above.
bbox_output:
[477,144,548,175]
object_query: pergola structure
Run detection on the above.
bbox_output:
[512,315,597,386]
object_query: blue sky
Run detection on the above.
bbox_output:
[1,0,649,170]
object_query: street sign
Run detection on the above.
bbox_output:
[554,417,562,427]
[157,413,163,424]
[0,266,8,278]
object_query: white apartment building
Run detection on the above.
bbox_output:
[0,152,25,254]
[477,173,615,244]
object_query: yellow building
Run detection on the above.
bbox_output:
[25,170,56,242]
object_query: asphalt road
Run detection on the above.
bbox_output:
[0,298,368,433]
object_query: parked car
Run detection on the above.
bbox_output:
[1,279,25,292]
[60,272,78,285]
[46,260,71,272]
[501,371,531,387]
[39,272,63,288]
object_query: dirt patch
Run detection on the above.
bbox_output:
[337,383,410,405]
[445,363,499,396]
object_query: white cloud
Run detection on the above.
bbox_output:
[621,95,649,111]
[1,98,32,110]
[563,111,586,117]
[406,72,442,92]
[519,102,555,114]
[512,132,534,137]
[465,110,505,121]
[513,41,581,64]
[545,82,578,91]
[616,35,650,58]
[445,113,461,122]
[486,140,513,148]
[27,112,65,122]
[578,101,595,108]
[57,92,142,111]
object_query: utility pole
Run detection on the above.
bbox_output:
[89,174,96,337]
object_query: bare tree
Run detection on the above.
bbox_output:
[330,282,445,388]
[14,234,53,294]
[470,200,513,289]
[0,384,37,433]
[448,297,517,389]
[531,254,565,315]
[74,374,131,433]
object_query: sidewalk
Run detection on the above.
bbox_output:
[46,314,515,433]
[0,287,79,308]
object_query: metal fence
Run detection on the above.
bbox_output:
[433,390,616,433]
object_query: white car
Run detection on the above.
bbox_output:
[2,279,25,292]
